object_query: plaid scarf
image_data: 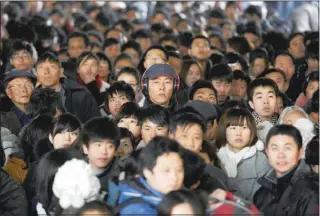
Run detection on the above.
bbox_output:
[252,111,279,125]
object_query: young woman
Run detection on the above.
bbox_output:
[295,71,319,108]
[215,108,270,201]
[116,128,136,166]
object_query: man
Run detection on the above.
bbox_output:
[141,63,179,112]
[188,36,211,73]
[35,52,101,123]
[1,70,36,135]
[9,40,34,73]
[254,124,318,216]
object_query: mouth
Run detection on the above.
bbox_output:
[98,157,109,161]
[235,138,243,143]
[276,162,287,166]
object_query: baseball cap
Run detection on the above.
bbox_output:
[4,69,37,88]
[143,63,175,80]
[184,100,219,122]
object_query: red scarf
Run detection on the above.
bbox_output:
[77,75,103,89]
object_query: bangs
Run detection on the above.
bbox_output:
[224,108,253,128]
[52,114,81,137]
[225,114,249,127]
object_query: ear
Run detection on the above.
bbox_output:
[5,88,12,99]
[49,134,53,143]
[10,58,14,66]
[188,49,192,56]
[143,60,148,70]
[82,144,89,155]
[142,168,153,180]
[298,147,304,160]
[248,100,254,110]
[59,66,64,77]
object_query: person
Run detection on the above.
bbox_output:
[137,105,171,149]
[230,70,250,101]
[215,108,270,201]
[96,51,112,84]
[82,117,121,192]
[102,81,135,118]
[167,51,182,77]
[305,136,319,173]
[188,35,211,73]
[1,69,36,135]
[295,71,319,108]
[113,53,135,72]
[103,38,121,64]
[137,45,168,75]
[287,32,305,60]
[189,80,217,105]
[157,189,207,215]
[257,68,286,93]
[116,128,136,166]
[307,89,319,129]
[253,125,319,216]
[116,136,184,215]
[248,48,269,78]
[8,39,35,73]
[121,40,142,67]
[76,200,113,215]
[35,52,101,123]
[141,63,180,112]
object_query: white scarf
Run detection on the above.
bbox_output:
[217,140,264,178]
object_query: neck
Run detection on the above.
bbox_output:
[228,144,244,153]
[14,103,28,113]
[48,82,61,92]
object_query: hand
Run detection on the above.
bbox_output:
[210,189,227,201]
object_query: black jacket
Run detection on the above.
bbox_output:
[61,78,101,123]
[0,108,22,136]
[0,169,28,216]
[253,160,319,216]
[143,96,179,113]
[97,158,121,192]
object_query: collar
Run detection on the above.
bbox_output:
[252,111,278,125]
[12,105,27,118]
[139,176,164,199]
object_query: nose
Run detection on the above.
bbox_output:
[64,133,71,141]
[236,127,242,136]
[263,96,270,104]
[277,151,285,158]
[151,129,157,138]
[159,81,165,90]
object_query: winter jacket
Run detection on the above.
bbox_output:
[1,127,19,166]
[143,96,179,113]
[0,109,22,136]
[116,177,163,215]
[97,158,121,192]
[0,169,28,216]
[254,160,319,216]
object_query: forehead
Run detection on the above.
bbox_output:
[265,72,284,79]
[8,77,32,85]
[37,59,59,67]
[142,119,162,127]
[69,37,85,44]
[177,123,203,133]
[233,79,247,84]
[108,91,127,98]
[13,50,30,55]
[267,134,298,147]
[253,86,275,95]
[275,55,293,63]
[290,34,303,42]
[195,87,215,94]
[150,75,173,81]
[118,73,136,81]
[192,38,208,45]
[146,49,165,56]
[285,110,306,119]
[155,152,182,167]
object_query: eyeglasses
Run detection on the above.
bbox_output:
[12,54,31,61]
[7,82,34,92]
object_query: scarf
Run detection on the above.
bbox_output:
[252,111,278,125]
[77,74,103,89]
[217,140,264,178]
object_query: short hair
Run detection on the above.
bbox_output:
[76,201,113,215]
[248,78,279,102]
[178,31,194,47]
[169,110,206,134]
[233,70,251,87]
[119,127,137,150]
[208,8,226,19]
[305,41,319,60]
[227,36,251,55]
[189,80,217,100]
[266,125,303,149]
[221,99,250,115]
[138,136,182,171]
[82,117,121,149]
[121,40,142,57]
[165,46,179,53]
[51,113,81,138]
[137,45,168,74]
[216,108,258,148]
[139,105,171,128]
[273,51,295,66]
[36,51,61,67]
[116,67,141,85]
[131,29,152,40]
[257,68,286,81]
[115,102,142,124]
[113,53,134,68]
[88,30,104,43]
[221,52,249,72]
[190,35,210,49]
[104,27,124,39]
[76,52,99,69]
[249,48,269,65]
[244,5,262,19]
[305,136,319,165]
[103,38,120,50]
[209,33,225,49]
[104,81,135,111]
[96,51,113,71]
[159,35,179,47]
[180,57,202,84]
[263,31,287,53]
[302,71,319,95]
[207,63,233,83]
[27,87,65,119]
[114,19,134,33]
[10,40,33,58]
[67,31,90,48]
[311,89,319,113]
[287,32,304,49]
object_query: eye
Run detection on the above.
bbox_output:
[119,119,124,123]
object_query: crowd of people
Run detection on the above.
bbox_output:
[0,1,319,215]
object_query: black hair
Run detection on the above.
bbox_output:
[260,43,275,63]
[273,51,295,66]
[115,102,142,124]
[131,29,152,40]
[249,48,269,65]
[116,67,141,84]
[67,31,90,48]
[243,22,262,38]
[311,89,319,114]
[76,52,99,69]
[190,35,210,49]
[6,20,37,43]
[113,53,134,68]
[139,136,182,171]
[266,125,303,149]
[208,8,226,19]
[227,36,251,55]
[248,78,279,102]
[208,33,225,50]
[81,23,98,32]
[87,30,104,43]
[95,9,110,27]
[277,91,293,110]
[91,41,102,50]
[287,32,304,49]
[119,127,137,150]
[207,63,233,83]
[73,12,90,29]
[233,70,251,86]
[221,52,249,72]
[27,87,65,119]
[257,68,286,81]
[159,35,180,47]
[0,141,5,167]
[50,8,64,17]
[36,148,83,215]
[96,51,113,71]
[75,200,113,215]
[9,40,33,58]
[244,5,262,19]
[169,110,207,134]
[104,27,124,39]
[151,23,166,35]
[221,99,250,115]
[137,45,168,74]
[189,80,218,101]
[121,40,143,58]
[3,2,21,21]
[114,19,134,33]
[263,31,287,53]
[305,136,319,166]
[103,38,120,50]
[121,149,142,180]
[81,117,121,149]
[36,51,61,67]
[140,105,171,128]
[303,71,319,95]
[51,113,81,137]
[305,41,319,60]
[168,50,181,59]
[157,188,207,215]
[178,31,194,47]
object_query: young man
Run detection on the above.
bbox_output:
[141,63,179,112]
[82,117,121,192]
[9,40,34,73]
[168,51,182,76]
[254,125,318,216]
[189,80,218,105]
[121,40,142,67]
[117,136,184,215]
[103,38,121,63]
[1,70,36,135]
[230,70,251,101]
[137,105,170,149]
[207,63,233,107]
[36,52,101,123]
[257,68,286,93]
[188,36,211,72]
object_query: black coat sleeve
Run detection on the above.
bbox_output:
[0,169,28,216]
[85,81,104,106]
[83,88,102,122]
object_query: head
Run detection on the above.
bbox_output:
[189,80,217,105]
[278,106,309,126]
[275,92,290,115]
[208,64,233,105]
[243,25,261,49]
[258,68,286,93]
[96,51,112,82]
[139,136,184,194]
[265,125,303,177]
[208,8,226,26]
[116,127,136,157]
[305,41,319,73]
[216,108,257,151]
[141,45,168,71]
[116,67,141,95]
[230,70,250,101]
[303,71,319,99]
[189,36,211,61]
[160,35,180,50]
[227,36,251,56]
[49,114,81,149]
[168,51,182,76]
[104,81,135,117]
[82,117,121,170]
[10,40,34,72]
[105,27,126,45]
[273,52,295,82]
[131,29,152,53]
[76,201,113,215]
[221,52,248,72]
[208,33,224,51]
[113,53,135,72]
[248,78,278,121]
[116,102,142,140]
[36,52,64,90]
[180,58,203,88]
[121,40,142,67]
[140,105,170,144]
[103,38,121,62]
[287,33,305,59]
[77,52,99,80]
[305,136,319,173]
[67,31,90,59]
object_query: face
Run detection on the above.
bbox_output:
[6,77,34,105]
[106,30,123,42]
[117,73,139,94]
[274,55,295,81]
[266,135,302,177]
[190,38,211,61]
[104,44,121,62]
[306,81,319,99]
[171,124,204,153]
[107,92,130,117]
[168,57,182,76]
[117,117,141,139]
[275,96,284,114]
[148,76,174,107]
[98,60,110,81]
[265,72,286,92]
[244,32,260,49]
[185,64,202,87]
[226,119,251,152]
[251,58,267,77]
[141,120,169,144]
[222,23,233,40]
[50,129,80,149]
[152,13,167,25]
[193,88,217,104]
[10,50,34,71]
[249,86,277,120]
[116,137,133,157]
[123,48,140,66]
[231,79,247,100]
[83,140,116,170]
[307,58,319,73]
[137,38,151,53]
[68,37,88,58]
[144,49,166,69]
[78,58,99,78]
[288,35,305,59]
[36,60,63,89]
[283,110,306,125]
[176,20,192,32]
[114,59,134,71]
[171,203,194,215]
[144,152,184,194]
[212,80,232,104]
[209,36,222,50]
